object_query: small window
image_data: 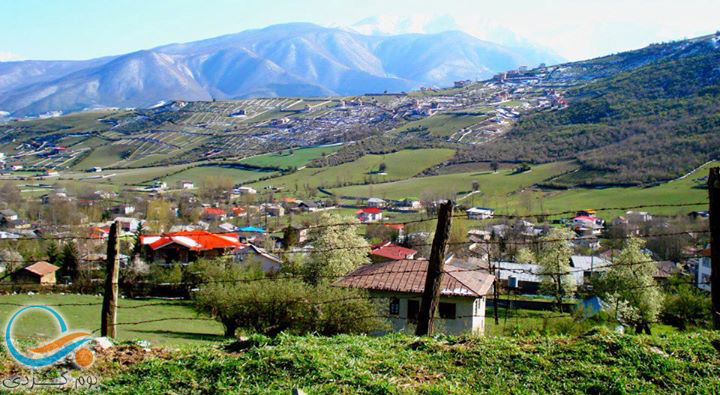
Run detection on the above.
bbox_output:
[389,298,400,315]
[407,300,420,321]
[439,302,456,319]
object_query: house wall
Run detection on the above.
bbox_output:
[698,256,712,292]
[369,291,486,336]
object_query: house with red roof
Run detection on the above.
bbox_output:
[370,242,417,263]
[12,261,60,285]
[203,208,227,221]
[356,208,382,223]
[335,260,495,335]
[140,231,243,263]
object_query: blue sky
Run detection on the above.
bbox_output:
[1,0,718,62]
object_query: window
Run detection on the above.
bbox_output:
[438,302,456,319]
[407,300,420,321]
[389,298,400,316]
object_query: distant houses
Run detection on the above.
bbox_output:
[140,231,243,264]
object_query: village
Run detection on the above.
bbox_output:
[0,170,711,337]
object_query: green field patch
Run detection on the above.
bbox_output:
[396,112,491,137]
[162,165,276,187]
[238,145,343,169]
[73,144,134,170]
[329,161,576,201]
[250,148,455,190]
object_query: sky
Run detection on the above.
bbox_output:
[1,0,718,62]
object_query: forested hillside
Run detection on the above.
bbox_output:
[455,37,720,185]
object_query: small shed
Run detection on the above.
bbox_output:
[13,261,60,285]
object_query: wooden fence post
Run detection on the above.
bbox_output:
[416,200,453,336]
[101,220,120,338]
[708,168,720,329]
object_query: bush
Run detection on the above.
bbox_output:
[662,281,712,330]
[192,263,385,337]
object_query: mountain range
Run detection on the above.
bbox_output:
[0,23,562,117]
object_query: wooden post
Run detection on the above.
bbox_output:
[708,168,720,329]
[493,261,500,325]
[101,220,120,338]
[416,200,453,336]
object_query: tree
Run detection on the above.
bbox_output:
[146,199,174,232]
[537,228,576,309]
[515,247,536,264]
[131,222,145,258]
[0,249,23,274]
[490,161,499,173]
[472,180,480,192]
[61,241,80,283]
[303,212,369,286]
[597,237,663,334]
[378,162,387,173]
[192,260,382,337]
[46,241,62,266]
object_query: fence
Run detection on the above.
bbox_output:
[0,198,716,339]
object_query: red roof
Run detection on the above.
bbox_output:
[357,208,382,215]
[384,224,404,231]
[140,231,242,251]
[232,207,246,215]
[573,216,597,222]
[335,260,494,297]
[204,208,226,216]
[371,243,417,261]
[23,261,60,276]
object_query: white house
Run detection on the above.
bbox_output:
[235,244,283,274]
[234,186,257,195]
[367,198,386,208]
[466,207,495,220]
[335,260,495,335]
[356,208,382,223]
[177,180,194,190]
[698,247,712,292]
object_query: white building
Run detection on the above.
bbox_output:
[466,207,495,220]
[698,248,712,292]
[177,180,195,190]
[335,260,495,336]
[367,197,386,208]
[234,186,257,195]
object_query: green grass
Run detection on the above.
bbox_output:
[161,165,276,187]
[238,145,344,169]
[501,161,715,218]
[395,112,490,137]
[0,294,223,347]
[250,149,456,191]
[329,161,577,201]
[73,144,134,170]
[97,331,720,394]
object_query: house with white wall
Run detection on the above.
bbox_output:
[335,260,495,335]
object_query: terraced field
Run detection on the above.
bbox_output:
[249,149,456,190]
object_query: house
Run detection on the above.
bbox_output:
[110,204,135,216]
[90,227,110,240]
[177,180,194,190]
[396,199,421,210]
[654,261,681,283]
[569,255,612,286]
[203,208,227,221]
[231,207,247,217]
[493,261,543,293]
[335,260,495,335]
[0,209,19,223]
[140,231,244,264]
[233,186,257,195]
[466,207,494,220]
[235,244,283,274]
[297,201,319,212]
[217,222,236,233]
[697,247,711,292]
[284,224,309,246]
[113,217,140,233]
[263,204,285,217]
[572,216,604,235]
[12,261,59,285]
[356,208,382,223]
[237,226,266,242]
[370,242,417,263]
[367,198,386,208]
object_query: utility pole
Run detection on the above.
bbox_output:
[708,167,720,329]
[493,260,499,325]
[101,220,120,338]
[416,200,453,336]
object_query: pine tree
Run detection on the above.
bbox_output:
[61,242,80,282]
[46,241,61,265]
